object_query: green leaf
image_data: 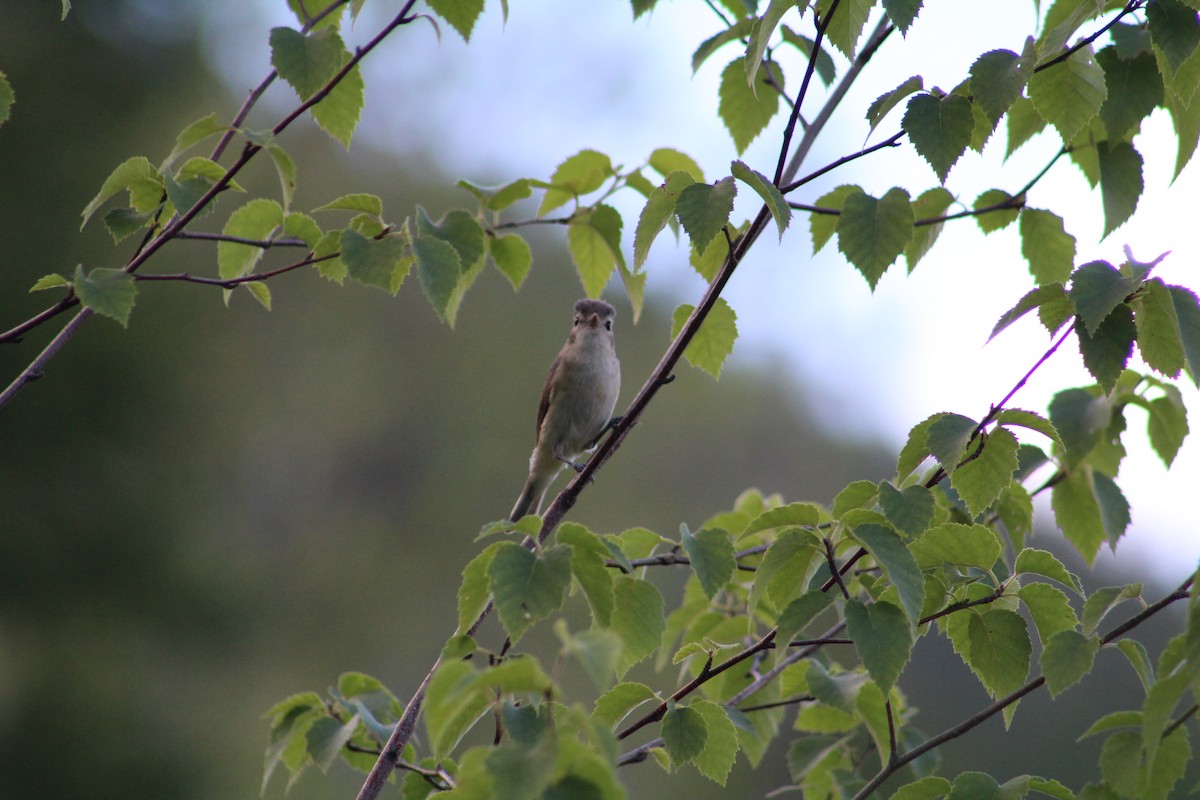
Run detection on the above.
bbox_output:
[926,412,977,472]
[417,208,486,275]
[974,189,1019,233]
[810,184,861,254]
[878,482,935,537]
[314,193,382,216]
[745,0,797,88]
[269,26,344,98]
[424,661,489,760]
[731,160,790,239]
[662,705,708,766]
[867,75,924,134]
[413,236,463,324]
[743,502,822,537]
[718,56,781,153]
[163,112,226,167]
[1014,549,1082,593]
[753,530,821,613]
[845,600,914,691]
[1080,710,1144,739]
[970,49,1030,121]
[1006,96,1048,158]
[853,524,925,625]
[306,714,359,772]
[30,273,71,292]
[593,682,656,728]
[612,576,666,676]
[0,70,12,128]
[1099,730,1142,797]
[1134,278,1186,377]
[1075,307,1136,393]
[490,234,533,290]
[649,148,704,181]
[670,298,738,378]
[1146,392,1189,467]
[951,425,1019,518]
[775,590,835,648]
[675,177,737,255]
[1093,470,1131,550]
[73,266,136,326]
[1028,46,1107,143]
[1040,630,1099,696]
[946,609,1032,718]
[1148,0,1200,74]
[902,92,976,183]
[1144,728,1191,800]
[1114,638,1156,690]
[485,178,532,211]
[692,18,754,74]
[1070,260,1135,335]
[890,777,953,800]
[1019,582,1080,642]
[881,0,922,33]
[245,282,272,310]
[1097,141,1144,237]
[487,543,572,643]
[1051,469,1106,564]
[1019,209,1076,285]
[1048,388,1111,466]
[949,773,1003,800]
[779,26,838,85]
[266,145,298,208]
[539,149,614,216]
[426,0,485,41]
[836,187,914,289]
[80,156,163,228]
[567,204,624,298]
[634,171,695,269]
[557,524,616,628]
[681,528,736,599]
[996,409,1063,449]
[1169,285,1200,385]
[1082,583,1142,635]
[690,700,739,785]
[905,186,955,272]
[560,626,622,691]
[217,198,286,281]
[833,479,880,518]
[817,0,872,58]
[101,208,153,243]
[340,229,409,294]
[911,523,1002,571]
[1097,48,1163,139]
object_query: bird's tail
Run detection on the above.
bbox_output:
[509,474,548,522]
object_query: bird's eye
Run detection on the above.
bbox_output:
[573,317,581,326]
[604,319,612,331]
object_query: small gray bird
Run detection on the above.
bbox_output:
[509,299,621,521]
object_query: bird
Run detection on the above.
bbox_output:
[508,298,622,521]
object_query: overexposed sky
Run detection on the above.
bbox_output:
[201,0,1199,578]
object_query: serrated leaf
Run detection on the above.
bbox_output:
[101,208,153,243]
[670,298,738,378]
[690,700,739,785]
[1070,260,1135,334]
[488,178,532,211]
[731,160,790,239]
[1041,630,1099,696]
[1076,306,1136,393]
[217,198,285,279]
[561,626,622,691]
[753,530,821,613]
[676,177,737,255]
[539,149,614,216]
[270,27,344,97]
[424,661,489,759]
[891,777,953,800]
[681,528,736,599]
[867,75,924,134]
[413,236,463,323]
[1146,393,1189,467]
[845,600,914,691]
[1014,548,1082,593]
[307,714,359,771]
[833,479,880,517]
[911,523,1002,571]
[1028,46,1107,143]
[836,187,914,289]
[489,233,533,290]
[1006,96,1048,159]
[881,0,922,33]
[487,543,572,643]
[853,524,925,625]
[30,273,71,292]
[971,49,1030,121]
[719,56,781,153]
[974,188,1019,233]
[593,682,657,728]
[1097,48,1163,140]
[1114,638,1156,690]
[1051,468,1107,564]
[745,0,797,87]
[1019,582,1080,642]
[743,502,822,537]
[266,145,298,208]
[634,171,694,268]
[662,705,708,766]
[903,93,975,184]
[340,229,408,294]
[73,265,136,326]
[1097,141,1143,237]
[926,412,977,472]
[775,590,835,647]
[951,426,1019,517]
[245,281,272,310]
[1083,583,1143,636]
[905,186,955,271]
[946,608,1031,717]
[612,576,666,676]
[780,25,838,85]
[1168,285,1200,385]
[1020,209,1076,285]
[996,409,1063,448]
[1148,0,1200,74]
[817,0,872,58]
[810,184,861,254]
[1134,278,1186,377]
[80,156,163,228]
[426,0,485,41]
[1081,710,1144,739]
[878,482,934,537]
[457,542,503,634]
[567,208,622,298]
[163,112,226,167]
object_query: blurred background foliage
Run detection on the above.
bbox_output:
[0,2,1189,799]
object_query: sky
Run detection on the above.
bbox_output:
[199,0,1200,579]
